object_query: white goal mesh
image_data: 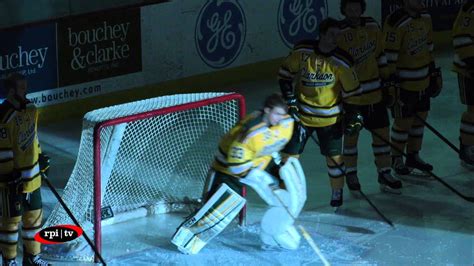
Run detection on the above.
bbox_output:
[43,92,245,262]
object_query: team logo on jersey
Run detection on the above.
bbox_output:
[278,0,328,48]
[195,0,246,69]
[301,68,334,87]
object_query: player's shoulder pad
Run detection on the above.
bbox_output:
[463,0,474,13]
[362,16,381,29]
[238,111,266,141]
[293,39,317,52]
[386,8,410,28]
[332,47,355,68]
[0,101,16,124]
[277,115,294,128]
[339,19,351,31]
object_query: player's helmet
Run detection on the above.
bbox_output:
[340,0,367,16]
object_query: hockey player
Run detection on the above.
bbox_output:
[452,0,474,168]
[337,0,402,193]
[278,17,362,207]
[383,0,443,176]
[172,93,307,254]
[0,73,50,266]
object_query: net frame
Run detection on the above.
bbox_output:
[91,92,246,261]
[45,92,247,262]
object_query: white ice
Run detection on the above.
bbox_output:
[18,51,474,265]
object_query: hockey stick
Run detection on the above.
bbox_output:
[358,190,394,227]
[41,174,107,265]
[270,188,330,266]
[306,131,395,227]
[298,225,331,266]
[291,115,394,226]
[414,114,461,154]
[368,129,474,203]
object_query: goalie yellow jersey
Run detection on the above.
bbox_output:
[278,40,361,127]
[452,0,474,76]
[383,8,435,92]
[0,100,41,192]
[212,111,294,178]
[337,17,389,105]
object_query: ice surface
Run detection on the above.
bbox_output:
[28,51,474,265]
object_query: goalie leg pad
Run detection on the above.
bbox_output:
[260,206,301,250]
[240,166,304,250]
[279,157,307,217]
[239,168,281,206]
[171,183,246,255]
[240,166,306,212]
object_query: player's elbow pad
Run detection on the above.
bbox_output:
[228,161,253,176]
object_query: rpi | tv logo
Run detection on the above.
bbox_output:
[278,0,328,48]
[195,0,246,69]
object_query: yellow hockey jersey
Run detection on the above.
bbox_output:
[383,8,435,92]
[278,40,361,127]
[212,111,294,178]
[337,17,389,105]
[0,100,41,193]
[452,0,474,77]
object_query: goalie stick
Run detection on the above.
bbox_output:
[270,184,331,266]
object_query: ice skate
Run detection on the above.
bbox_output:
[330,188,343,212]
[392,156,410,176]
[378,171,402,194]
[22,253,50,266]
[2,256,17,266]
[345,172,361,191]
[405,153,434,179]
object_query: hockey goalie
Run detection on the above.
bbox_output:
[171,93,307,254]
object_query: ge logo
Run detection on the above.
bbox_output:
[195,0,246,69]
[278,0,328,48]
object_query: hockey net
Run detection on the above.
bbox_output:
[43,92,246,262]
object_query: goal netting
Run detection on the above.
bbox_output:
[42,92,246,262]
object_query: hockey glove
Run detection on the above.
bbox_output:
[287,97,299,118]
[343,105,364,136]
[381,75,399,108]
[428,67,443,98]
[295,119,308,143]
[39,153,51,176]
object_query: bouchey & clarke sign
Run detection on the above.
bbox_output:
[57,8,142,86]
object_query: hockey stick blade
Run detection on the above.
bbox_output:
[298,225,331,266]
[358,190,394,227]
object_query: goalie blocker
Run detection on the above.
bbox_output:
[171,157,307,254]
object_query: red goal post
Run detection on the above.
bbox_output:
[43,92,246,262]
